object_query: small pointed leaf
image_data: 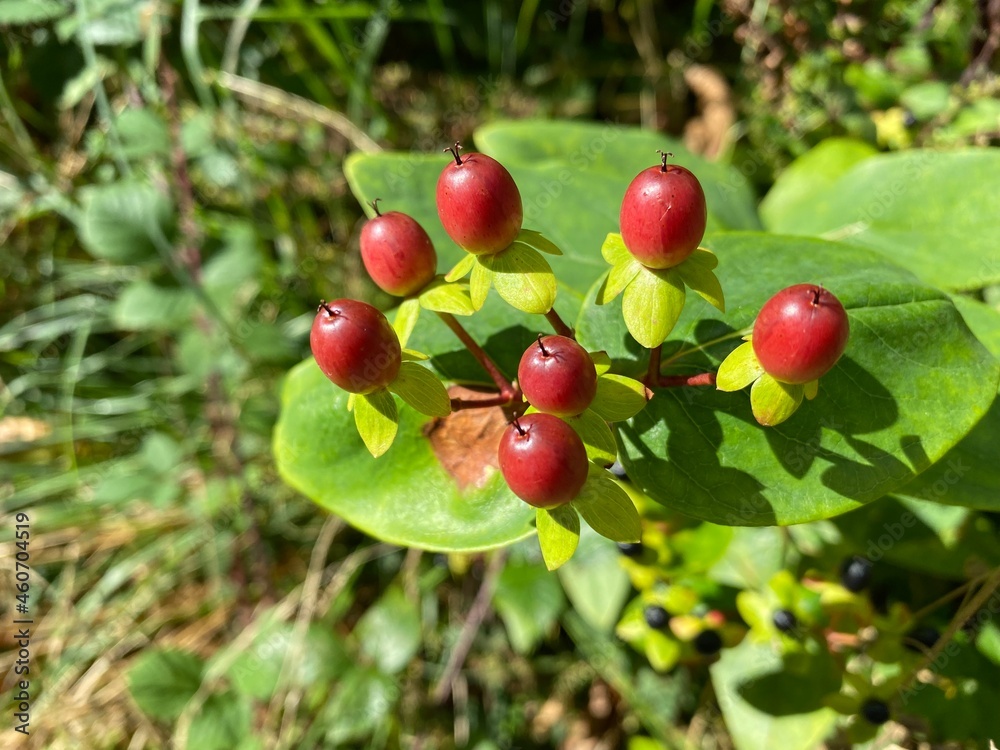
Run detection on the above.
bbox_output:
[601,232,631,265]
[676,257,725,313]
[687,247,718,270]
[515,228,564,255]
[388,362,451,417]
[483,243,556,314]
[354,388,399,457]
[444,253,476,282]
[401,348,429,361]
[804,379,819,400]
[392,298,421,349]
[573,469,641,543]
[469,260,491,310]
[596,258,643,305]
[716,341,765,392]
[536,506,581,571]
[621,267,686,348]
[591,374,652,422]
[590,350,612,375]
[418,279,476,316]
[566,409,618,465]
[750,373,804,427]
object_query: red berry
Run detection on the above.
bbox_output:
[619,153,707,269]
[498,413,588,508]
[360,201,437,296]
[752,284,850,384]
[436,143,523,255]
[310,299,401,394]
[517,335,597,417]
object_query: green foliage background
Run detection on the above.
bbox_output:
[1,1,999,749]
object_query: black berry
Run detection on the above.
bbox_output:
[694,629,723,655]
[643,605,671,630]
[859,698,891,725]
[616,541,644,558]
[840,556,872,593]
[772,608,798,633]
[904,625,940,652]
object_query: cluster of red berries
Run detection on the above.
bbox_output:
[310,139,852,510]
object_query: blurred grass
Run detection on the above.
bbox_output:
[0,0,996,748]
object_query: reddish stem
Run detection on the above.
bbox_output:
[645,344,662,386]
[450,393,517,411]
[436,312,516,399]
[657,372,717,388]
[544,308,574,338]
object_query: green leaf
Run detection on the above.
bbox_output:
[591,374,651,422]
[900,81,952,121]
[716,341,764,392]
[353,388,399,458]
[418,279,476,316]
[469,259,491,310]
[493,561,566,654]
[767,148,1000,290]
[565,408,618,465]
[0,0,67,24]
[897,296,1000,510]
[127,649,204,720]
[319,668,398,746]
[645,631,682,672]
[591,350,612,375]
[188,691,251,750]
[444,252,476,282]
[622,267,686,348]
[675,255,725,313]
[275,361,534,551]
[112,281,196,331]
[711,641,838,750]
[388,361,451,417]
[760,138,878,230]
[557,527,631,632]
[601,232,631,265]
[578,233,1000,526]
[597,258,643,305]
[536,505,581,571]
[226,617,349,700]
[78,180,174,263]
[573,470,641,543]
[750,373,804,427]
[392,298,421,348]
[355,587,421,675]
[515,228,563,255]
[482,242,556,314]
[116,108,170,160]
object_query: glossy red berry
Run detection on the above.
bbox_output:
[517,335,597,417]
[752,284,850,384]
[498,413,588,508]
[436,142,523,255]
[310,299,401,394]
[619,151,707,269]
[360,200,437,296]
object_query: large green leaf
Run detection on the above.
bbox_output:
[274,360,534,551]
[78,180,174,263]
[345,120,759,299]
[896,296,1000,510]
[577,232,999,525]
[765,148,1000,290]
[711,641,838,750]
[760,138,878,230]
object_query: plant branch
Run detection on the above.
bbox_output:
[450,393,517,411]
[432,549,509,704]
[902,566,1000,693]
[544,308,574,338]
[657,372,717,388]
[436,312,516,399]
[645,344,662,386]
